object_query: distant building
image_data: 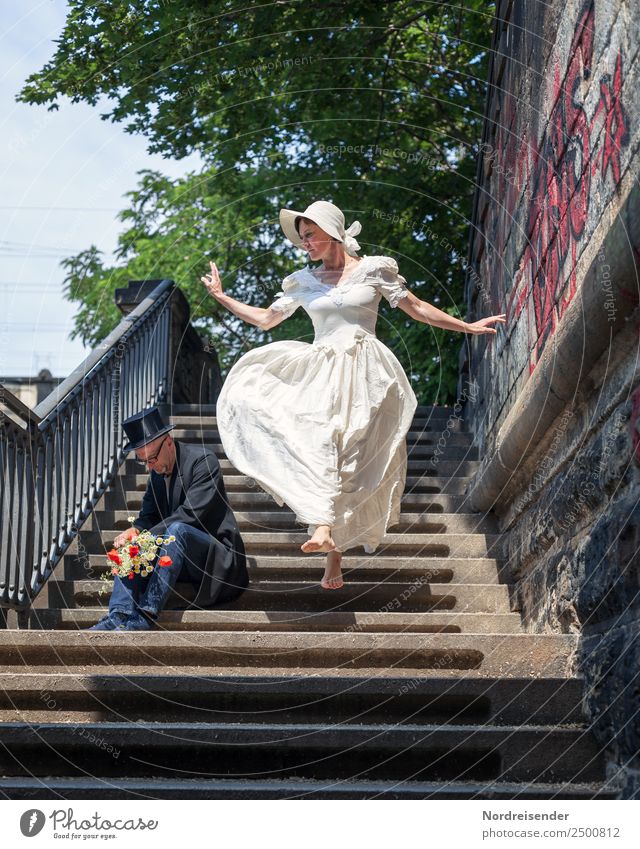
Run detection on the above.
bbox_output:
[1,368,62,409]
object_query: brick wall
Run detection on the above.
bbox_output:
[463,0,640,797]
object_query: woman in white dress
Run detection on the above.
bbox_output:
[202,201,505,589]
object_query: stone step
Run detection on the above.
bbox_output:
[0,776,615,800]
[168,423,476,446]
[122,458,480,477]
[164,435,480,462]
[162,403,464,420]
[0,721,604,783]
[62,554,503,584]
[114,473,473,494]
[172,428,478,462]
[103,489,477,514]
[76,531,502,559]
[241,532,502,557]
[31,608,523,634]
[85,509,499,535]
[168,433,471,451]
[48,579,515,614]
[0,632,577,677]
[0,673,588,725]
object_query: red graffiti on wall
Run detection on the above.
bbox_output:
[498,1,630,375]
[591,52,629,185]
[630,385,640,465]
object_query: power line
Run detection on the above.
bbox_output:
[1,239,81,248]
[0,239,84,255]
[0,323,73,331]
[0,286,65,293]
[0,251,81,259]
[0,206,119,212]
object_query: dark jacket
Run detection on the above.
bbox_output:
[133,440,248,606]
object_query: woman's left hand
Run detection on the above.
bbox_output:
[465,314,506,335]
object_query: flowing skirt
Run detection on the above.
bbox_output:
[215,328,418,553]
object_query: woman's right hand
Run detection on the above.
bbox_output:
[201,261,224,300]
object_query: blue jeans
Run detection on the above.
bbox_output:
[108,521,212,618]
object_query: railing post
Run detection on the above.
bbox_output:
[0,388,40,613]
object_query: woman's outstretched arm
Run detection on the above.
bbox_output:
[397,291,506,335]
[201,261,286,331]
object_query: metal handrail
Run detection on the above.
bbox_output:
[0,386,42,428]
[0,279,175,611]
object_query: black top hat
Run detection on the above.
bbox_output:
[122,406,175,453]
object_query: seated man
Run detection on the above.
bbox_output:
[90,406,249,631]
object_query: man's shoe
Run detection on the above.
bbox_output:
[123,611,154,631]
[88,611,130,631]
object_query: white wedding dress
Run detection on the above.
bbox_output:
[215,254,418,553]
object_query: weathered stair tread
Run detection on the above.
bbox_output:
[0,632,577,677]
[75,531,502,559]
[166,428,477,447]
[88,509,498,534]
[0,673,587,724]
[123,458,481,477]
[115,473,474,494]
[165,435,480,461]
[168,428,476,444]
[52,578,514,614]
[6,665,566,679]
[236,533,503,558]
[31,608,524,634]
[0,721,605,783]
[106,490,478,513]
[63,553,504,583]
[162,403,462,417]
[78,530,499,547]
[0,776,616,800]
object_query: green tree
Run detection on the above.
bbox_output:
[19,0,495,402]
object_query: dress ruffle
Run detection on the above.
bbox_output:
[270,255,411,316]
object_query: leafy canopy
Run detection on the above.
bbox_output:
[19,0,495,402]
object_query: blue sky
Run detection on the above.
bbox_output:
[0,1,201,377]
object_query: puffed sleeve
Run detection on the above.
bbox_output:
[268,271,301,319]
[376,256,411,308]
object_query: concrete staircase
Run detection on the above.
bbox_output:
[0,404,612,799]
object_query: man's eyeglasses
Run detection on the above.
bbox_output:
[136,435,168,465]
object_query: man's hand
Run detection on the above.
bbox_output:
[113,527,140,549]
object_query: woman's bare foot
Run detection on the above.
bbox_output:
[321,549,343,589]
[301,524,336,553]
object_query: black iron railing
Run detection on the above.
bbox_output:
[0,279,175,614]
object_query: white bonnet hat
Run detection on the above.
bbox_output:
[279,200,362,257]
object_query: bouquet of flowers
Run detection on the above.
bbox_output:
[104,516,175,581]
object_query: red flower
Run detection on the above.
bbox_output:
[128,545,140,557]
[111,567,118,576]
[107,549,121,565]
[158,555,173,567]
[128,572,135,580]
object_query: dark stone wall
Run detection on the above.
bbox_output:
[463,0,640,797]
